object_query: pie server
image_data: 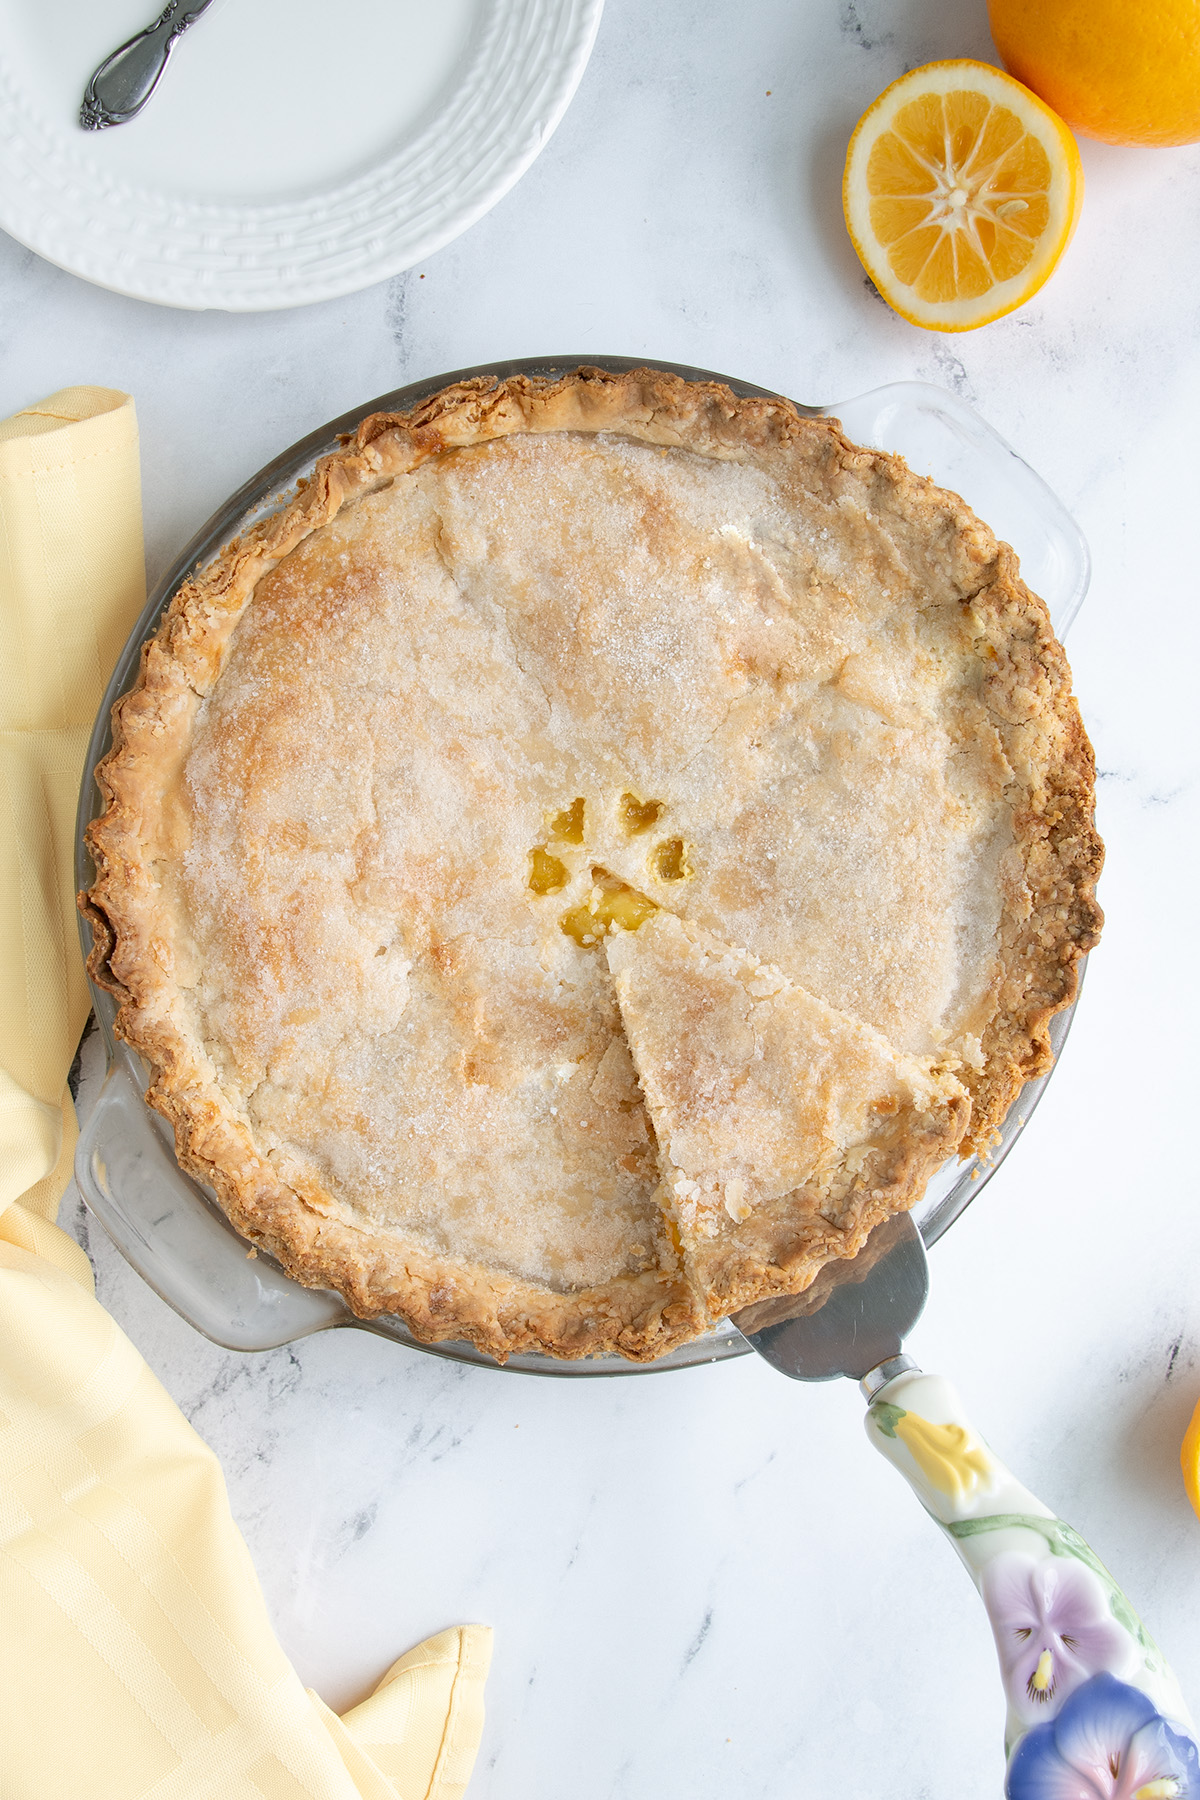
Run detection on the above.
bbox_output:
[731,1215,1200,1793]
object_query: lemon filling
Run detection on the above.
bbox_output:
[653,837,691,882]
[619,792,663,834]
[528,847,569,894]
[560,870,659,945]
[550,796,585,843]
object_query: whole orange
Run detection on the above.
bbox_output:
[988,0,1200,146]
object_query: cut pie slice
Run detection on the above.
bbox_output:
[606,912,971,1316]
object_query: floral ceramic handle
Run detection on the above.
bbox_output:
[866,1369,1199,1798]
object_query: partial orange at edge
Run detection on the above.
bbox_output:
[1182,1392,1200,1520]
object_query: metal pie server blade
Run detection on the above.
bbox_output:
[730,1209,929,1385]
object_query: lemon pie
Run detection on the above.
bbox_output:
[82,368,1101,1361]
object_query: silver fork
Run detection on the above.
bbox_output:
[79,0,215,130]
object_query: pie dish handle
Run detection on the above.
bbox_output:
[822,382,1091,638]
[74,1043,353,1352]
[863,1367,1198,1795]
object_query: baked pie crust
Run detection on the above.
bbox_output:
[81,367,1102,1362]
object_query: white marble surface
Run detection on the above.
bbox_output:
[6,0,1200,1793]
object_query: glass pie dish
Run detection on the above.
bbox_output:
[73,356,1090,1376]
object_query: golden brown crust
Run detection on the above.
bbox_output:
[81,366,1102,1361]
[956,548,1103,1148]
[605,911,973,1316]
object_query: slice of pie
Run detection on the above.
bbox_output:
[606,912,969,1316]
[81,367,1102,1362]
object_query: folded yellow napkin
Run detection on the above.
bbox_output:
[0,389,491,1800]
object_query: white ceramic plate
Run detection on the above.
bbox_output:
[0,0,603,311]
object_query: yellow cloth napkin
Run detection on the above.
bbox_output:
[0,390,491,1800]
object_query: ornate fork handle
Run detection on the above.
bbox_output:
[80,0,215,130]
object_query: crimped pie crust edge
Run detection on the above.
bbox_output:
[80,366,1103,1362]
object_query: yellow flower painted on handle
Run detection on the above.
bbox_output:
[891,1410,995,1503]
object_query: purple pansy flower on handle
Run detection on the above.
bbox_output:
[982,1552,1133,1726]
[1007,1672,1199,1800]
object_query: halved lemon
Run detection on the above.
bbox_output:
[843,60,1083,332]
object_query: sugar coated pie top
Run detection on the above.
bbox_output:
[83,369,1102,1362]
